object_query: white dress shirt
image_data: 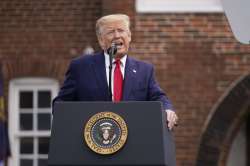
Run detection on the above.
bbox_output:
[104,52,127,99]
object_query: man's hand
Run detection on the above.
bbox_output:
[165,109,178,130]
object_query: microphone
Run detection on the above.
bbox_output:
[107,43,117,58]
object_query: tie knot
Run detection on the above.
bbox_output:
[114,59,121,65]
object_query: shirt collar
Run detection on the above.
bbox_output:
[104,52,127,67]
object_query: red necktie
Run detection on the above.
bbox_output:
[113,59,123,102]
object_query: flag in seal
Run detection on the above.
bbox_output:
[84,112,128,155]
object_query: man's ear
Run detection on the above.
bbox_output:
[128,31,132,42]
[97,36,105,50]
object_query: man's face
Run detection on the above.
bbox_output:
[98,20,131,58]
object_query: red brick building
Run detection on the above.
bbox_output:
[0,1,250,166]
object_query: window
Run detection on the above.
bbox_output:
[136,0,223,13]
[8,78,59,166]
[227,123,247,166]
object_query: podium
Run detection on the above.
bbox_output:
[48,101,176,166]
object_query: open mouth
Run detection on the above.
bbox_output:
[115,42,123,49]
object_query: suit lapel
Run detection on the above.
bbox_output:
[92,52,110,100]
[123,57,137,100]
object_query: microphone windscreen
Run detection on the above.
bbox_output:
[107,43,117,56]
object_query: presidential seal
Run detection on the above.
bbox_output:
[84,112,128,155]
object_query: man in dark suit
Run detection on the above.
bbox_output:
[54,14,178,130]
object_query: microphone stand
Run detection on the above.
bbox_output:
[108,53,113,101]
[107,44,117,101]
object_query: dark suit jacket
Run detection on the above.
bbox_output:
[54,52,173,110]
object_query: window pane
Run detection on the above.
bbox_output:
[20,114,33,130]
[20,159,33,166]
[20,137,33,154]
[39,159,48,166]
[38,91,51,108]
[19,91,33,108]
[39,137,50,154]
[38,113,51,130]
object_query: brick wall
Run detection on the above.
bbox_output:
[131,13,250,166]
[0,0,102,83]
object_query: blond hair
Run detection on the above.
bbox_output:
[96,14,130,37]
